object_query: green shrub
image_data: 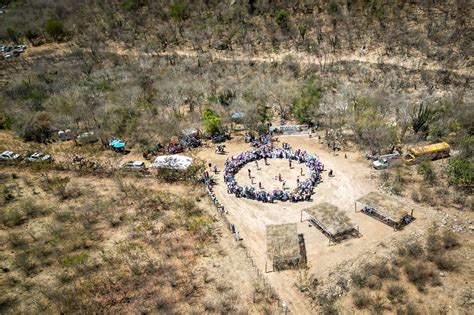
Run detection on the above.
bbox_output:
[0,112,13,129]
[44,19,66,41]
[276,10,290,29]
[202,108,222,135]
[122,0,146,11]
[293,77,322,124]
[169,3,187,21]
[417,161,436,184]
[447,158,472,187]
[60,252,89,268]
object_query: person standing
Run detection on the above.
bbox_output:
[289,159,292,169]
[255,160,259,169]
[248,169,251,178]
[300,168,303,175]
[278,173,282,181]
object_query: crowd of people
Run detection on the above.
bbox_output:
[223,144,323,203]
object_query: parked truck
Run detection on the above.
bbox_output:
[402,142,450,165]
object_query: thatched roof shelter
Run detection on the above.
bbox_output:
[304,202,355,235]
[266,223,300,263]
[356,192,408,222]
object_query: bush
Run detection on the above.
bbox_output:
[8,232,28,248]
[1,208,24,227]
[21,111,54,143]
[122,0,146,11]
[417,161,436,184]
[44,19,66,41]
[447,158,472,187]
[352,291,372,309]
[387,284,406,303]
[433,255,458,271]
[367,275,382,290]
[404,262,437,291]
[351,271,368,288]
[276,10,290,29]
[399,242,424,258]
[442,231,460,249]
[15,251,37,276]
[169,3,187,21]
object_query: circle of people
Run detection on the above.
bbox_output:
[224,143,323,203]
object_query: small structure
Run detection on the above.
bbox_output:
[301,203,360,244]
[266,223,302,272]
[150,154,193,170]
[356,192,415,230]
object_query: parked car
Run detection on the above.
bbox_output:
[0,151,21,161]
[26,152,52,162]
[0,45,5,52]
[211,133,230,143]
[168,144,184,154]
[180,136,202,149]
[121,160,145,170]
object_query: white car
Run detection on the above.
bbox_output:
[372,158,389,170]
[121,160,145,170]
[26,152,52,162]
[0,151,21,160]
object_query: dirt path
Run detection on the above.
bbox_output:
[20,42,472,77]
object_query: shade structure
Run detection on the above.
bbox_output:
[109,139,125,149]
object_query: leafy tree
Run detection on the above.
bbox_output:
[292,77,322,124]
[44,19,66,41]
[21,111,54,143]
[350,96,397,153]
[448,158,472,187]
[202,108,221,135]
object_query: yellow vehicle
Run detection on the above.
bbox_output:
[402,142,450,165]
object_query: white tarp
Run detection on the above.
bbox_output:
[269,125,309,135]
[150,155,193,170]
